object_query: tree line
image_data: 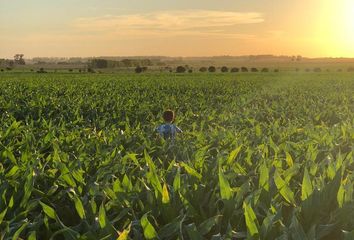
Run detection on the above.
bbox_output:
[173,66,274,73]
[0,54,26,68]
[89,59,153,69]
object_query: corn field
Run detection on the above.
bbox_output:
[0,72,353,239]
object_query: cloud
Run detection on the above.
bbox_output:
[73,10,264,38]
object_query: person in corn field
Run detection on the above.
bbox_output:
[156,110,182,140]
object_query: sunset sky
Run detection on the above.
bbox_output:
[1,0,354,58]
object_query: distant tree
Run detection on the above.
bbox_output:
[79,69,82,73]
[90,59,108,68]
[295,68,299,72]
[0,69,3,72]
[135,66,148,73]
[68,69,73,72]
[141,59,152,66]
[30,69,34,72]
[221,66,229,72]
[261,68,269,72]
[347,67,354,72]
[6,67,12,71]
[274,69,279,72]
[313,68,321,72]
[208,66,216,72]
[176,66,186,73]
[121,59,132,67]
[164,66,172,72]
[14,54,25,65]
[87,67,96,73]
[241,67,248,72]
[199,67,207,72]
[296,55,302,61]
[7,60,14,68]
[337,69,342,72]
[37,68,47,73]
[251,67,258,72]
[135,66,143,73]
[188,69,193,73]
[230,67,239,72]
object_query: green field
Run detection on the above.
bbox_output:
[0,72,353,239]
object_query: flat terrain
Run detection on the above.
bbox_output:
[0,72,353,239]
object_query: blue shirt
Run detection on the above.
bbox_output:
[156,124,182,139]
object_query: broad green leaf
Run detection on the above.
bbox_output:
[99,203,106,228]
[337,183,345,208]
[162,183,170,204]
[158,219,181,239]
[74,196,85,219]
[274,170,296,205]
[145,151,162,193]
[20,169,34,207]
[141,213,158,239]
[12,222,29,240]
[259,163,269,191]
[301,168,313,201]
[173,167,181,192]
[255,124,262,137]
[233,162,247,175]
[122,174,133,191]
[113,179,122,193]
[180,162,202,180]
[243,201,259,237]
[327,163,336,180]
[198,215,220,235]
[90,198,97,214]
[5,165,19,177]
[117,224,131,240]
[0,208,7,224]
[219,168,232,200]
[40,201,56,219]
[285,152,294,167]
[61,174,77,188]
[72,169,84,184]
[185,223,203,240]
[289,215,308,240]
[260,214,275,238]
[227,145,242,164]
[4,148,17,165]
[9,195,14,208]
[144,150,156,172]
[28,231,36,240]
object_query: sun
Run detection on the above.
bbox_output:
[342,0,354,38]
[318,0,354,56]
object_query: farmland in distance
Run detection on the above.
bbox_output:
[0,72,353,239]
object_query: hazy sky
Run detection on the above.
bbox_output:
[1,0,354,58]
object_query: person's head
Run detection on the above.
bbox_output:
[162,110,175,123]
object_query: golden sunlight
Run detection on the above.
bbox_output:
[334,0,354,54]
[316,0,354,56]
[342,0,354,41]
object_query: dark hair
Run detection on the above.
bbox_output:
[163,110,175,122]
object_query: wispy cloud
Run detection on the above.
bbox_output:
[73,10,264,38]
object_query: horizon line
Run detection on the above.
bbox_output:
[2,54,354,60]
